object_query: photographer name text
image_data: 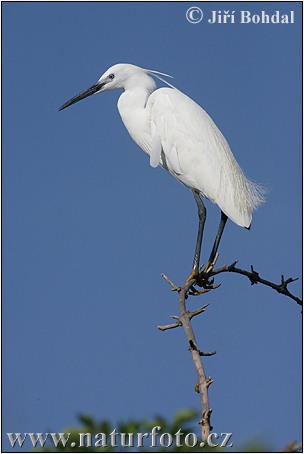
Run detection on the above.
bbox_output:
[186,9,295,25]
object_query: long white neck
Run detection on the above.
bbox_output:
[117,75,156,155]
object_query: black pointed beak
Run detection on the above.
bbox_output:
[58,82,104,111]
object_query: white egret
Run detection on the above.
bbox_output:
[59,63,264,275]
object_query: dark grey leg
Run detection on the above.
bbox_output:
[192,190,207,274]
[208,210,228,265]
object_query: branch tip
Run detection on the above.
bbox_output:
[161,273,180,291]
[206,376,214,387]
[228,260,238,270]
[157,321,181,331]
[189,304,210,319]
[200,350,216,357]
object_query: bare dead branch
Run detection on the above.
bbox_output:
[157,321,181,331]
[189,304,210,319]
[161,273,181,292]
[200,351,217,357]
[159,276,213,441]
[198,262,302,306]
[158,258,301,442]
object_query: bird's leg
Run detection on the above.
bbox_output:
[204,211,228,273]
[189,190,207,278]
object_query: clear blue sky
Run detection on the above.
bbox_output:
[2,2,302,452]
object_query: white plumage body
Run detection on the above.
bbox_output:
[116,66,263,228]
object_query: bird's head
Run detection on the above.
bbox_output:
[59,63,173,111]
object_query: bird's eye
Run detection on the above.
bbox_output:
[108,73,115,80]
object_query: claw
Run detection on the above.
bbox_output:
[189,288,210,296]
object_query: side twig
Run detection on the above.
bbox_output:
[202,262,302,306]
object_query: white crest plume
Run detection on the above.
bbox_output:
[147,69,175,89]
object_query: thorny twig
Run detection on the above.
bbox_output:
[158,260,301,442]
[203,261,302,306]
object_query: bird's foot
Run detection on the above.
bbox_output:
[196,275,219,290]
[195,254,220,289]
[186,254,220,289]
[186,268,199,283]
[186,267,219,291]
